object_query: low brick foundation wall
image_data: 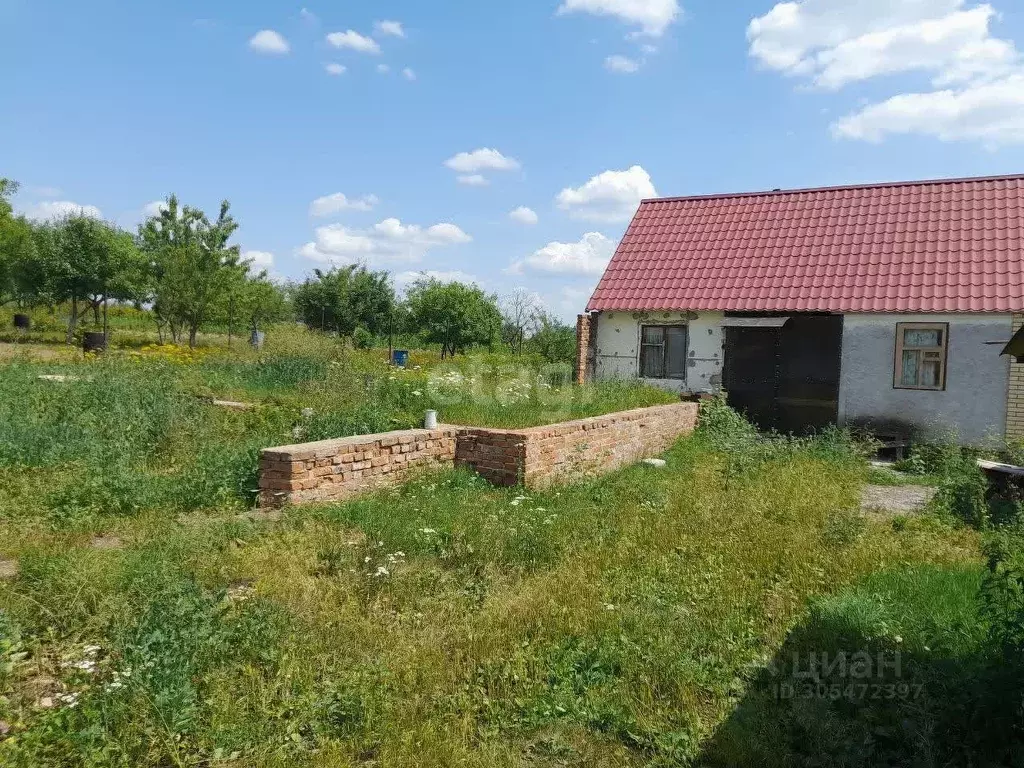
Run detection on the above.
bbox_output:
[456,402,698,488]
[260,402,699,506]
[260,428,458,506]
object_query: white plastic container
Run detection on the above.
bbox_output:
[424,410,438,429]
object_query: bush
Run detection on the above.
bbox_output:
[695,395,759,449]
[896,434,966,476]
[936,466,990,528]
[352,326,374,350]
[981,527,1024,653]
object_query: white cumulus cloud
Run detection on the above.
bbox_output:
[833,73,1024,144]
[558,0,681,36]
[299,218,472,265]
[326,30,381,54]
[325,63,347,76]
[142,200,168,218]
[557,165,656,223]
[605,54,641,73]
[249,30,290,55]
[444,148,521,174]
[457,174,490,187]
[375,20,406,38]
[509,206,539,225]
[22,201,103,221]
[309,193,379,217]
[748,0,1024,145]
[243,250,275,269]
[394,270,483,292]
[511,232,616,276]
[402,67,417,81]
[377,64,391,74]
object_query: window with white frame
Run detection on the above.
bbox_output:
[639,325,688,380]
[895,323,948,390]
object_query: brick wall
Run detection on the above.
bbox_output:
[523,402,698,488]
[260,428,458,506]
[260,402,699,506]
[576,313,593,386]
[1008,313,1024,441]
[457,402,699,489]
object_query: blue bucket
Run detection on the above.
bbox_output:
[392,350,409,367]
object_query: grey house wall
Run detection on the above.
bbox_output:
[838,313,1011,446]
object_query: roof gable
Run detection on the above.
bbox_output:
[587,174,1024,313]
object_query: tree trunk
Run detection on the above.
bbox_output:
[92,302,100,327]
[66,295,78,345]
[188,324,198,349]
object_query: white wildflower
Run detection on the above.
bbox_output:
[373,566,390,578]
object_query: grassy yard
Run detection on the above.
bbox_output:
[0,330,1020,766]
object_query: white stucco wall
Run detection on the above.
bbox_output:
[593,311,724,394]
[838,313,1011,445]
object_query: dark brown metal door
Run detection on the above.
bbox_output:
[723,315,843,434]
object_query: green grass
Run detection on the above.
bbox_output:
[865,466,943,487]
[0,327,1011,766]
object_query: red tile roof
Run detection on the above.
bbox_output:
[587,174,1024,314]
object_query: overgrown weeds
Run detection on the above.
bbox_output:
[0,391,985,766]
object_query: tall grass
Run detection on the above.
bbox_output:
[0,415,981,766]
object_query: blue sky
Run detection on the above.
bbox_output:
[4,0,1024,319]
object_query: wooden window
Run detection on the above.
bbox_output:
[894,323,948,390]
[640,325,688,380]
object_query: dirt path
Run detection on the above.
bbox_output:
[0,342,67,361]
[861,484,938,516]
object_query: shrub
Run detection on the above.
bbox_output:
[695,394,758,450]
[936,465,990,528]
[981,527,1024,653]
[896,434,965,476]
[352,326,375,350]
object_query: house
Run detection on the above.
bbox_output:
[577,174,1024,446]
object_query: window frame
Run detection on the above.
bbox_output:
[639,324,688,381]
[894,322,949,391]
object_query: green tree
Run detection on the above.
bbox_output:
[238,271,288,337]
[0,179,43,309]
[293,265,394,341]
[406,278,502,358]
[33,215,143,342]
[139,196,244,347]
[526,313,577,365]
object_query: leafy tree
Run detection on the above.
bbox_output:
[526,313,577,365]
[238,271,289,337]
[406,278,502,358]
[139,196,244,347]
[293,265,394,341]
[0,179,43,308]
[33,215,143,341]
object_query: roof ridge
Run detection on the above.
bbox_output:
[642,172,1024,205]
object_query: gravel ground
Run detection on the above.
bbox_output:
[861,484,938,516]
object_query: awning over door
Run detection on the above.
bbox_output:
[719,317,791,329]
